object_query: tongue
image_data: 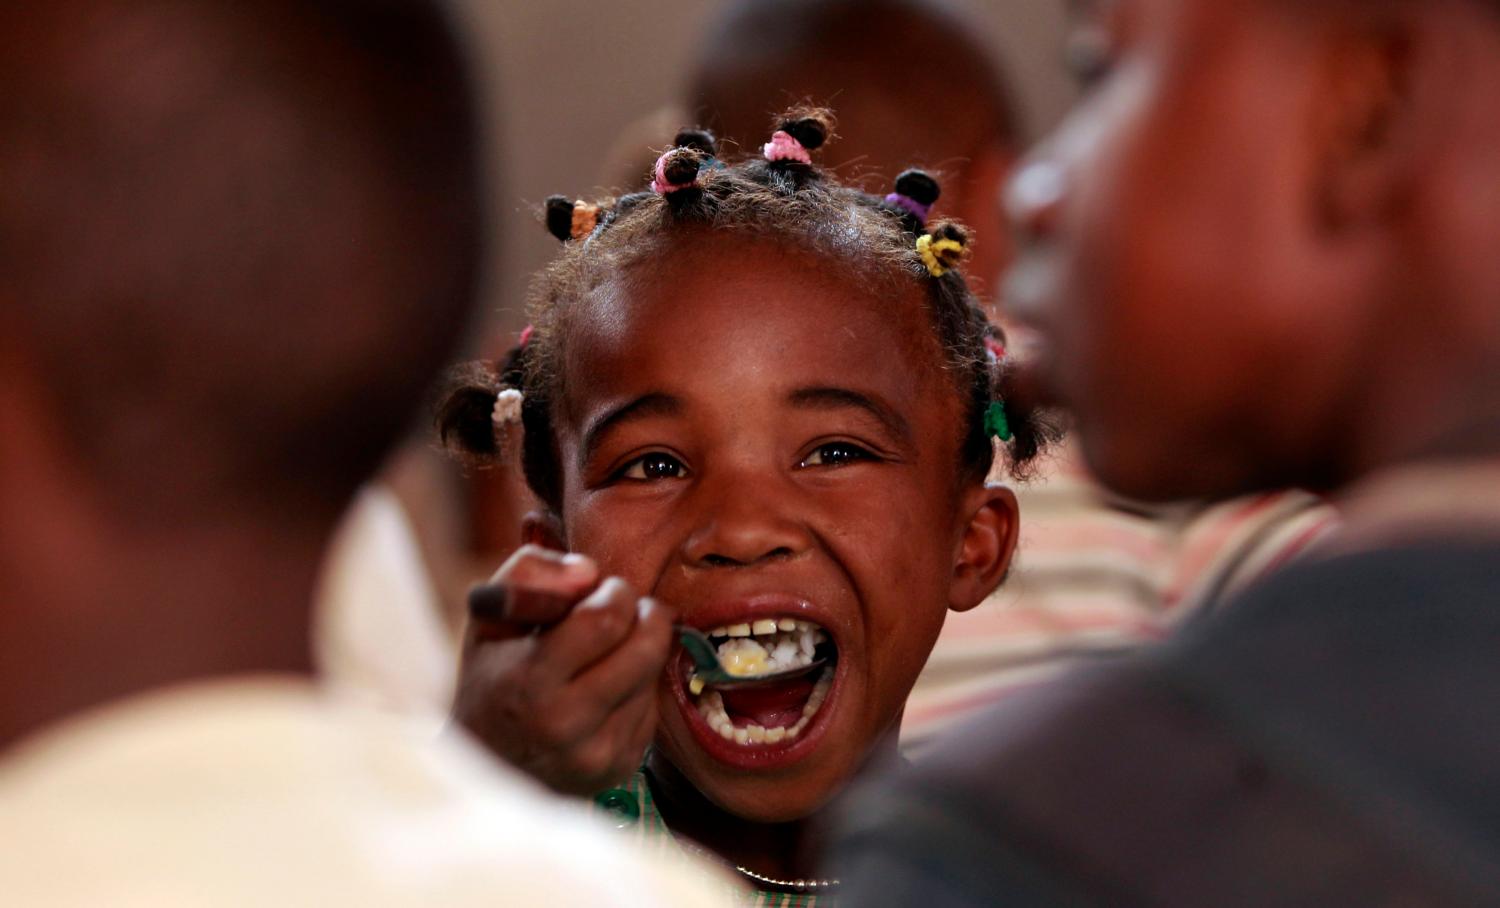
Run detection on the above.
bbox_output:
[718,678,815,729]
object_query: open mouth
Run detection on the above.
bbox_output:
[679,618,840,755]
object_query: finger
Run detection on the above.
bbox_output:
[525,601,667,755]
[571,688,658,787]
[451,633,538,743]
[540,646,659,752]
[606,689,659,784]
[621,686,659,765]
[468,545,600,625]
[494,545,599,592]
[527,578,644,689]
[466,584,510,623]
[467,585,581,631]
[465,585,579,645]
[564,596,675,717]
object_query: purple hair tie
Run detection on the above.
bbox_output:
[884,192,932,225]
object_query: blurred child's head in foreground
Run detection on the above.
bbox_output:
[1008,0,1500,502]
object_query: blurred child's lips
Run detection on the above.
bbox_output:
[1002,254,1055,329]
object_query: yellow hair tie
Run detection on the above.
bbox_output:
[916,233,964,277]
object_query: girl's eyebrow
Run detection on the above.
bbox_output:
[788,387,913,447]
[580,392,682,467]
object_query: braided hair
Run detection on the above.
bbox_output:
[439,108,1055,510]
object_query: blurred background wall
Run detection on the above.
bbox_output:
[456,0,1074,342]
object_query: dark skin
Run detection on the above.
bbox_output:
[0,0,479,749]
[456,236,1017,879]
[0,310,328,749]
[1006,0,1500,503]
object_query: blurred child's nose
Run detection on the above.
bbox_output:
[1005,154,1067,246]
[679,472,812,569]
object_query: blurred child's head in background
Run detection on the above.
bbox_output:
[0,0,485,527]
[688,0,1022,301]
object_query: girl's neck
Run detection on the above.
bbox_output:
[643,727,904,882]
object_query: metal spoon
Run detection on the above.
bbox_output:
[675,624,831,689]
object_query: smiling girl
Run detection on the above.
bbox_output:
[439,111,1053,904]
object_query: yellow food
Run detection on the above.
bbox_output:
[721,648,770,677]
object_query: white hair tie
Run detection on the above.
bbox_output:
[492,388,524,435]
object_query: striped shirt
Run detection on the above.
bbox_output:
[902,441,1339,755]
[595,772,834,907]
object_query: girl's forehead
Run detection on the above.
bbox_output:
[577,244,933,361]
[559,242,952,415]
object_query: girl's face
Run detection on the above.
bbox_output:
[551,237,1016,822]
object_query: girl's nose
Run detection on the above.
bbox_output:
[1004,154,1067,246]
[680,481,812,569]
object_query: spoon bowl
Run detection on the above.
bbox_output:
[675,624,830,689]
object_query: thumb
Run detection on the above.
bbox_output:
[469,546,600,626]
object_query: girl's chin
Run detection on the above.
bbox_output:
[662,744,859,824]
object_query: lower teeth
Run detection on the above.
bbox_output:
[694,668,833,745]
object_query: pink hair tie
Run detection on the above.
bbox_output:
[652,150,697,195]
[518,324,535,348]
[763,130,812,165]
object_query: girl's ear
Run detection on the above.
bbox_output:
[521,510,566,552]
[948,483,1020,614]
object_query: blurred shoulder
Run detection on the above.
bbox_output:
[835,540,1500,904]
[0,678,734,907]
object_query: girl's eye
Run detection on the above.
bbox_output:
[617,452,688,482]
[800,442,875,469]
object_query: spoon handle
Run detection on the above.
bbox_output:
[674,625,730,681]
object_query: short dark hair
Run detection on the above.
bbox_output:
[687,0,1021,186]
[0,0,486,520]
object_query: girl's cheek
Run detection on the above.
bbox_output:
[566,495,674,577]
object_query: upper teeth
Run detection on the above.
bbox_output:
[705,619,820,639]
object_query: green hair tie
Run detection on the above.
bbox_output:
[984,400,1012,443]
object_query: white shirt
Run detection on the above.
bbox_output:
[314,485,459,719]
[0,678,736,907]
